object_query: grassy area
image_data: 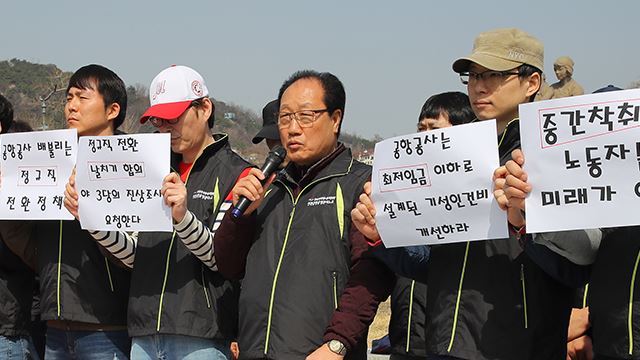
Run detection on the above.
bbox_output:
[368,299,391,347]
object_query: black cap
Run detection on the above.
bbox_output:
[593,85,622,94]
[252,99,280,144]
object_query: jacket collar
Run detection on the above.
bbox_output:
[498,118,520,154]
[281,142,353,189]
[170,133,229,168]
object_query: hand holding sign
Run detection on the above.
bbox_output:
[161,172,188,223]
[493,149,529,227]
[351,181,381,242]
[63,168,79,219]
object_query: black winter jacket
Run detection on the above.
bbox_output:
[35,219,131,325]
[590,226,640,359]
[389,276,427,358]
[0,230,35,336]
[128,134,251,339]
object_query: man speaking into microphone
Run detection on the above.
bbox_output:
[214,70,393,360]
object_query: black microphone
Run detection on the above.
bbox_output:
[231,145,287,218]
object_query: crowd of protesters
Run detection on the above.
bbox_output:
[0,27,635,360]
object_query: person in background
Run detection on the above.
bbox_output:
[390,91,474,360]
[0,95,41,360]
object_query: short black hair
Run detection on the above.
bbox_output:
[191,97,215,128]
[518,64,543,103]
[7,120,32,133]
[277,70,346,137]
[418,92,475,126]
[0,94,14,134]
[67,64,127,130]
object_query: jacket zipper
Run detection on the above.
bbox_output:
[56,221,63,317]
[156,151,201,332]
[406,280,416,353]
[263,169,352,355]
[445,122,514,351]
[104,257,114,292]
[628,249,640,355]
[202,267,211,309]
[521,264,528,329]
[447,241,470,352]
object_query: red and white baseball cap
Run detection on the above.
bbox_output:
[140,65,209,123]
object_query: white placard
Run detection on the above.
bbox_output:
[0,129,77,219]
[371,120,507,247]
[520,88,640,233]
[76,133,172,231]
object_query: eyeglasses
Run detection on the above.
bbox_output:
[149,116,180,127]
[277,109,328,128]
[459,70,521,86]
[149,100,199,127]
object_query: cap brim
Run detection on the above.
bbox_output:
[452,53,523,73]
[252,125,280,144]
[140,101,192,123]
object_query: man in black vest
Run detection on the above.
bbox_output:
[65,65,252,359]
[33,65,132,359]
[214,70,393,360]
[353,29,587,359]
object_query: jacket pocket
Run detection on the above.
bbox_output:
[332,271,339,309]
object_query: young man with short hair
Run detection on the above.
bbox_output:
[353,28,582,359]
[33,64,132,359]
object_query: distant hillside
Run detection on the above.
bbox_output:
[0,59,375,163]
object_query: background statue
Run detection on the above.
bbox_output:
[535,73,554,101]
[550,56,584,98]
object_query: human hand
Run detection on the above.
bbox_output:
[351,181,381,242]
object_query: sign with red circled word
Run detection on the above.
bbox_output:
[371,120,507,247]
[520,88,640,233]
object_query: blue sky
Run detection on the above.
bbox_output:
[2,0,637,138]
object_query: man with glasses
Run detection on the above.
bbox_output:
[352,28,582,359]
[213,70,393,360]
[66,65,252,359]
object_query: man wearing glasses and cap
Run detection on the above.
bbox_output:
[352,28,586,359]
[66,65,252,359]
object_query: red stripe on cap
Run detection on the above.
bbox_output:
[139,101,192,123]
